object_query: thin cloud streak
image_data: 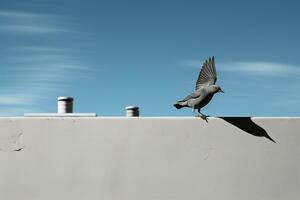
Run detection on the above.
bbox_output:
[0,94,41,105]
[219,62,300,76]
[183,60,300,76]
[11,46,69,52]
[0,11,56,19]
[0,10,67,34]
[5,54,78,63]
[1,25,67,34]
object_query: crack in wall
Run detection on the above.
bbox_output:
[0,132,24,152]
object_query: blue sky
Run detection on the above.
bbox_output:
[0,0,299,116]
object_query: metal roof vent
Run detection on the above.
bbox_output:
[126,106,139,117]
[57,96,73,113]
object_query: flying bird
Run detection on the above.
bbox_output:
[174,56,224,121]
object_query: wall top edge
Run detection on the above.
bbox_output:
[24,113,97,117]
[0,116,299,120]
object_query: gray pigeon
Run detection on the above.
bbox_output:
[174,56,224,120]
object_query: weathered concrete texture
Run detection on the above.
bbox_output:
[0,117,299,200]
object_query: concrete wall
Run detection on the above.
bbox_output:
[0,117,299,200]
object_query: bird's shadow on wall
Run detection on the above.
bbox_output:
[218,117,276,143]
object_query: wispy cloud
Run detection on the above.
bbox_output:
[181,60,203,68]
[5,54,77,63]
[1,25,66,33]
[11,46,69,52]
[183,60,300,76]
[0,10,66,34]
[0,94,40,105]
[219,62,300,76]
[0,11,55,19]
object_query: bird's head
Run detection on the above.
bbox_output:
[212,85,224,94]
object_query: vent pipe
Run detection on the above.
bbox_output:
[126,106,139,117]
[57,97,73,113]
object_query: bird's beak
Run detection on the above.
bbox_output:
[219,89,224,93]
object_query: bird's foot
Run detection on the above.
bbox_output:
[201,114,209,122]
[195,114,209,122]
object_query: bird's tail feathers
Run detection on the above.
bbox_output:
[173,103,184,109]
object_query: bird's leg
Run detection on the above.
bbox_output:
[193,108,203,118]
[194,108,200,117]
[197,108,209,122]
[193,108,201,118]
[192,108,197,116]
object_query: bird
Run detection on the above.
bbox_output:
[174,56,224,121]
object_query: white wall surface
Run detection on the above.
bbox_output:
[0,117,299,200]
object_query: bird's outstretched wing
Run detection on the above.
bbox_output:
[195,56,217,90]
